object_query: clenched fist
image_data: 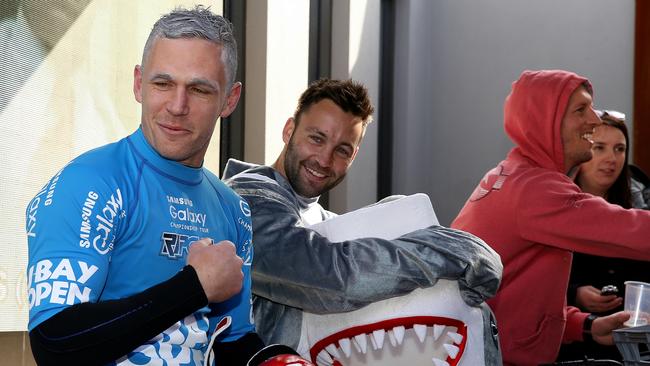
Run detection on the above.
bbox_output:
[187,238,244,303]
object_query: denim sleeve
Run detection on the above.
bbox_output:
[237,185,502,312]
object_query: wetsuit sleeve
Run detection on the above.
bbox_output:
[29,265,208,366]
[235,184,502,312]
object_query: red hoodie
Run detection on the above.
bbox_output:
[452,70,650,366]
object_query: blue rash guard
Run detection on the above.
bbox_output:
[26,128,254,365]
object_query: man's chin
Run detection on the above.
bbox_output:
[571,150,594,167]
[293,173,344,198]
[296,187,324,199]
[294,181,328,199]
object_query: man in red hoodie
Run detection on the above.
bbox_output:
[452,69,650,366]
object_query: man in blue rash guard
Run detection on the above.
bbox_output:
[24,6,308,366]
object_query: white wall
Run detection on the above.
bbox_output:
[245,0,310,165]
[391,0,635,225]
[329,0,381,213]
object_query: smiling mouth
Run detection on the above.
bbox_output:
[309,316,467,366]
[306,167,326,178]
[582,132,594,143]
[159,123,189,135]
[304,164,330,180]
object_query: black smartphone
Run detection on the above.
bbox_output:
[600,285,618,296]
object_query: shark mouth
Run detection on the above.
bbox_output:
[301,195,486,366]
[309,316,467,366]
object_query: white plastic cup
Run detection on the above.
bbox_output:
[624,281,650,327]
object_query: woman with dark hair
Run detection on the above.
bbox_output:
[576,110,633,210]
[558,110,650,362]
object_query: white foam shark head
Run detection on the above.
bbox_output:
[300,194,487,366]
[297,281,484,366]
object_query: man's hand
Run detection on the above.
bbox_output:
[576,285,622,313]
[187,238,244,303]
[591,311,631,345]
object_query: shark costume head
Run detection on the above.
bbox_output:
[297,194,499,366]
[301,283,483,366]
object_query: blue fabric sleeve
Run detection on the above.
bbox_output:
[26,162,124,330]
[208,197,255,342]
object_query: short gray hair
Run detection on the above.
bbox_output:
[142,5,238,88]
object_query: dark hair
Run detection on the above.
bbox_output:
[577,112,633,208]
[294,79,374,128]
[142,5,237,88]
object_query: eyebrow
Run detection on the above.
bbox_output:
[149,73,219,91]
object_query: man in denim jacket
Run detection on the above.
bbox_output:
[223,79,503,365]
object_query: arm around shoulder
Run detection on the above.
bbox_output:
[246,188,502,312]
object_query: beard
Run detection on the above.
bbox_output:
[570,149,594,171]
[283,138,346,198]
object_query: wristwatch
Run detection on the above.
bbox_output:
[583,314,598,341]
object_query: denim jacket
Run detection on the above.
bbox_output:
[222,159,503,365]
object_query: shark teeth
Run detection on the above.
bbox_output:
[433,359,450,366]
[433,324,445,340]
[387,328,397,347]
[325,344,340,358]
[339,338,352,358]
[443,344,460,359]
[371,329,385,350]
[317,350,334,365]
[313,322,466,366]
[414,324,427,343]
[392,326,405,345]
[352,334,368,354]
[447,331,463,344]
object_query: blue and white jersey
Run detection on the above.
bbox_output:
[26,128,254,365]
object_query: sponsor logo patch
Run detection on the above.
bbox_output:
[470,165,509,201]
[26,185,47,238]
[79,191,99,248]
[27,259,98,309]
[92,188,125,255]
[239,200,251,217]
[166,195,194,207]
[169,205,207,227]
[160,232,199,259]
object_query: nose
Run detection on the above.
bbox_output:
[167,88,189,116]
[603,147,617,163]
[587,107,601,127]
[314,147,334,169]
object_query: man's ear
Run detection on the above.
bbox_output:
[282,117,296,144]
[220,82,242,118]
[133,65,143,103]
